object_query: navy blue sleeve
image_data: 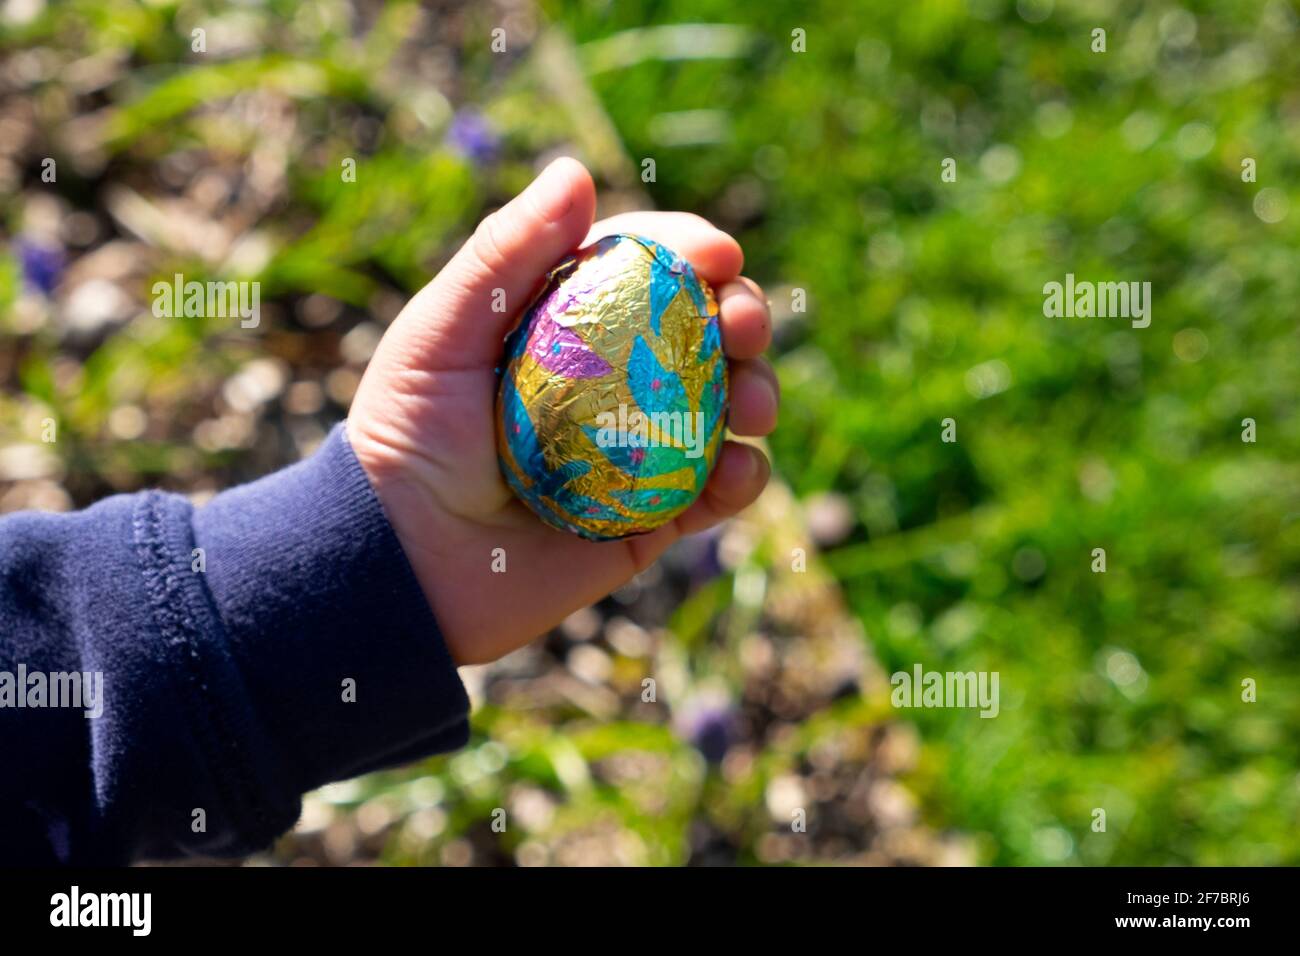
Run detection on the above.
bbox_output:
[0,423,470,864]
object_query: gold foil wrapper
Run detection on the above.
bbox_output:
[496,234,728,540]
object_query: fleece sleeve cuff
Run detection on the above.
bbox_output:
[189,423,470,832]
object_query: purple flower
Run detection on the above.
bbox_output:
[17,238,64,296]
[686,524,726,586]
[674,688,737,764]
[445,110,500,166]
[662,524,726,588]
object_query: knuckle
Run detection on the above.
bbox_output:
[470,211,513,277]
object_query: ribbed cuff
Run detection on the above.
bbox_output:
[192,424,470,799]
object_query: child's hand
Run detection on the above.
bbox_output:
[349,158,778,665]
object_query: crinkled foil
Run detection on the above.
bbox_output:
[495,234,728,541]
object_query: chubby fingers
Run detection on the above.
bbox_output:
[727,358,779,436]
[717,277,772,360]
[673,441,771,537]
[716,273,777,438]
[584,211,743,287]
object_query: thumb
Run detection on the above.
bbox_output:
[397,156,597,368]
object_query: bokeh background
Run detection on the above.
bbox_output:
[2,0,1298,865]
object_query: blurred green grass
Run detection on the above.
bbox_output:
[552,0,1300,865]
[2,0,1298,864]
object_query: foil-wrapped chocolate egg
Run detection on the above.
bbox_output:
[495,233,728,541]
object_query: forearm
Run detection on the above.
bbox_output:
[0,424,468,864]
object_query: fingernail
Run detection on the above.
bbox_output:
[527,158,577,222]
